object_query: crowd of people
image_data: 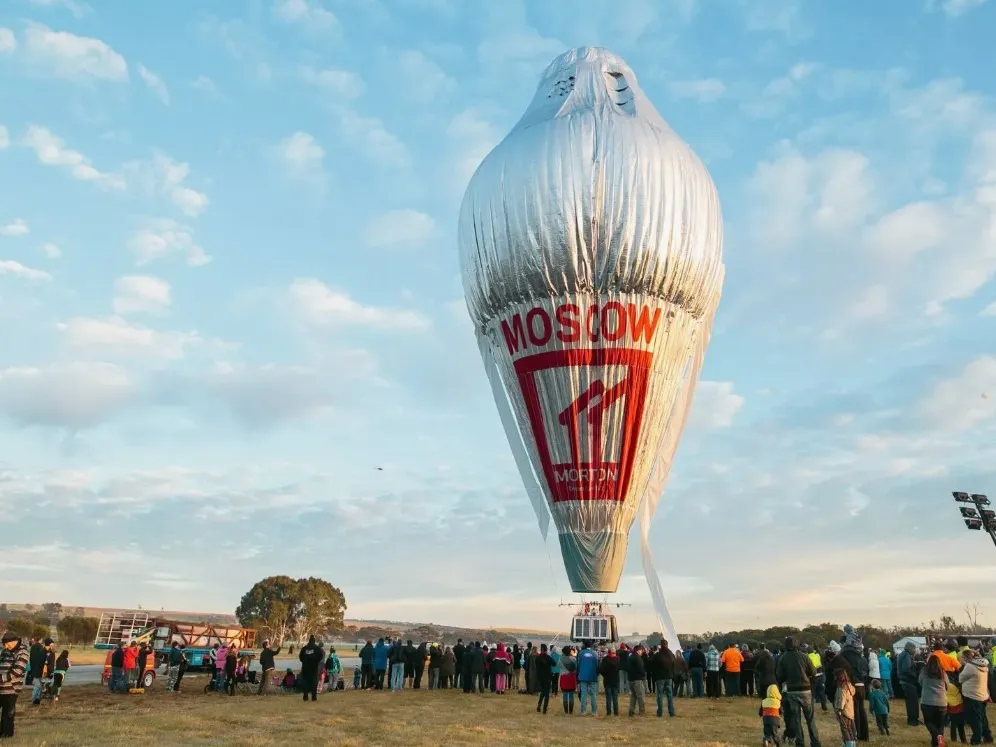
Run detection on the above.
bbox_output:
[4,623,996,744]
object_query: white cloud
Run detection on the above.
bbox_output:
[272,0,340,31]
[395,50,456,103]
[743,62,819,118]
[289,279,431,331]
[41,242,61,259]
[0,362,135,428]
[743,0,811,41]
[667,78,725,103]
[0,125,8,149]
[0,218,29,237]
[364,210,436,249]
[137,64,170,105]
[28,0,93,17]
[338,110,410,169]
[446,108,502,188]
[191,75,216,93]
[22,125,124,189]
[931,0,989,16]
[275,131,325,183]
[688,381,745,429]
[171,186,209,217]
[58,316,200,359]
[748,146,874,248]
[124,152,209,216]
[127,220,211,267]
[0,28,15,53]
[300,66,364,100]
[21,23,128,82]
[113,275,171,316]
[0,260,51,281]
[919,356,996,430]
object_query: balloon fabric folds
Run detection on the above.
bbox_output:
[458,47,724,643]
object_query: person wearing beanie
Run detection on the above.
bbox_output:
[0,632,29,738]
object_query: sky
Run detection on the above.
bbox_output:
[0,0,995,636]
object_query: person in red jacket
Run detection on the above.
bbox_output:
[122,642,139,689]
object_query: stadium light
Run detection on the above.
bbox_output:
[953,491,996,548]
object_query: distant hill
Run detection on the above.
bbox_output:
[3,605,561,640]
[4,604,238,625]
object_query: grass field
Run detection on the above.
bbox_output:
[13,677,938,747]
[61,648,109,665]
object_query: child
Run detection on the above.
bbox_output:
[946,675,967,744]
[51,650,71,701]
[834,669,858,747]
[868,679,890,736]
[353,664,361,690]
[281,668,296,693]
[759,684,784,747]
[559,647,578,715]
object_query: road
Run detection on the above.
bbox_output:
[68,655,361,686]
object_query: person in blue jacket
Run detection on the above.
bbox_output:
[578,642,600,715]
[550,646,562,696]
[373,638,389,690]
[877,649,893,698]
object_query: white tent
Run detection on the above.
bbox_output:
[892,636,927,655]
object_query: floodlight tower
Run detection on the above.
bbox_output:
[952,492,996,549]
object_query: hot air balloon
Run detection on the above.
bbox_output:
[458,47,724,649]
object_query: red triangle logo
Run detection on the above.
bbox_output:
[514,348,652,503]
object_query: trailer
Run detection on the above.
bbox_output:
[95,612,257,672]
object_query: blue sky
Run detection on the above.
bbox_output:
[1,0,996,635]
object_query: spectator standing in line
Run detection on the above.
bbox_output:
[628,644,648,717]
[298,636,324,702]
[897,641,921,727]
[109,644,125,693]
[722,643,744,697]
[688,643,706,698]
[123,641,139,691]
[618,644,631,695]
[0,633,29,739]
[653,640,677,718]
[577,642,599,716]
[136,644,150,689]
[958,649,991,745]
[776,637,822,747]
[706,644,722,699]
[534,644,554,714]
[28,638,51,705]
[600,648,620,717]
[373,638,388,690]
[453,639,465,691]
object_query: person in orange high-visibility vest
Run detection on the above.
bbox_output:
[720,644,743,697]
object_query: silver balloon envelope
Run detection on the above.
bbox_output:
[458,47,724,644]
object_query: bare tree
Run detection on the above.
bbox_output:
[965,602,984,632]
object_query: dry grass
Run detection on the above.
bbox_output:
[61,649,108,666]
[12,678,936,747]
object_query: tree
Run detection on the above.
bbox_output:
[236,576,347,643]
[42,602,63,621]
[966,602,984,632]
[294,577,347,640]
[5,619,32,638]
[57,616,99,645]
